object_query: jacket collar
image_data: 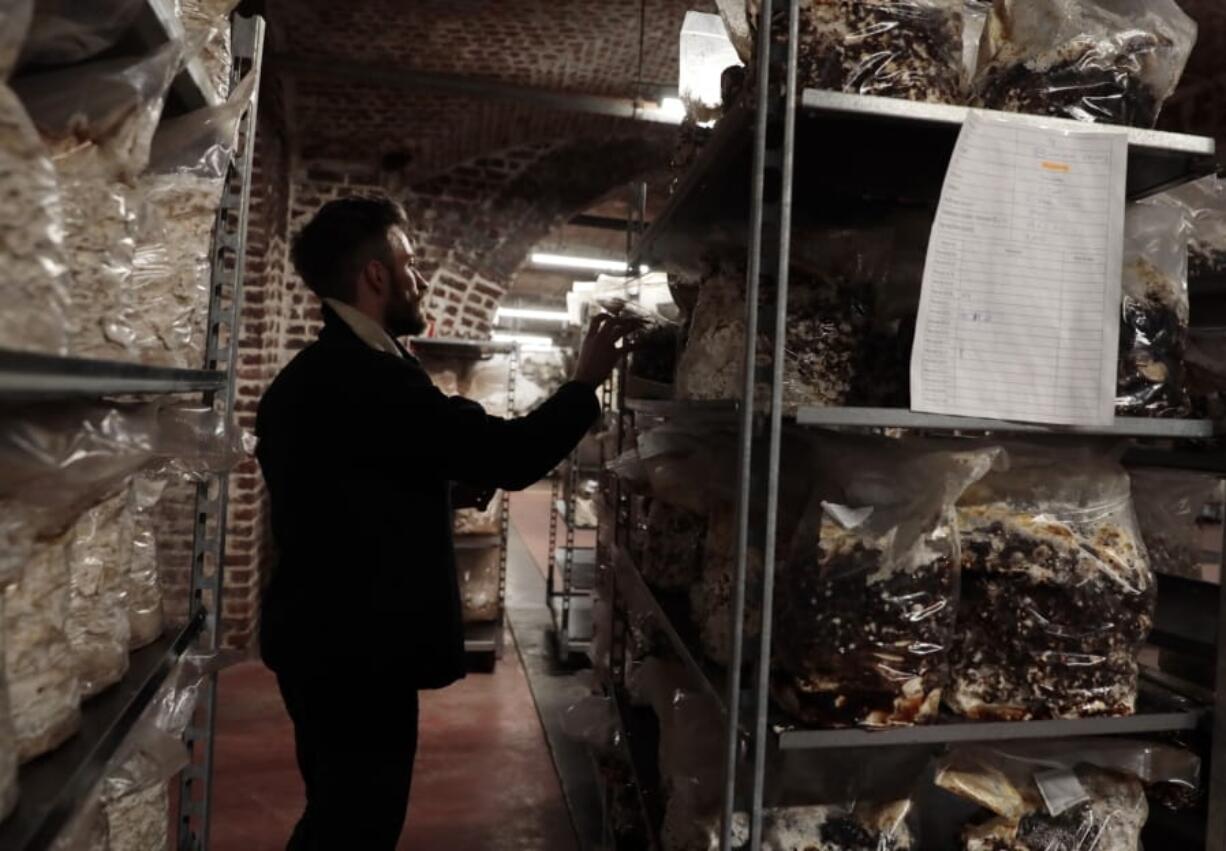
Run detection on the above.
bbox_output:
[321,299,403,358]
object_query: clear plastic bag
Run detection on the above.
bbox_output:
[0,0,32,77]
[639,498,706,592]
[0,1,72,357]
[936,739,1199,850]
[662,742,920,851]
[18,0,145,68]
[676,234,888,409]
[1117,201,1192,417]
[0,595,19,822]
[1131,468,1221,581]
[1150,174,1226,282]
[180,0,239,99]
[453,491,502,536]
[0,401,247,535]
[816,0,964,103]
[559,693,618,752]
[3,525,81,761]
[774,435,1000,728]
[952,443,1155,721]
[101,656,211,851]
[971,0,1197,127]
[130,72,255,367]
[676,265,747,403]
[127,474,167,649]
[740,0,965,104]
[457,546,500,623]
[17,41,186,359]
[66,483,134,697]
[16,40,185,178]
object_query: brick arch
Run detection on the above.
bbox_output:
[406,134,671,337]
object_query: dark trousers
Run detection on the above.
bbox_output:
[276,668,420,850]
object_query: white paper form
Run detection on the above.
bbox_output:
[910,112,1128,427]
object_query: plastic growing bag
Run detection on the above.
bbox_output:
[662,744,921,851]
[0,596,18,822]
[0,0,72,356]
[457,546,500,623]
[127,474,167,649]
[4,526,80,761]
[131,72,255,367]
[936,739,1199,850]
[181,0,239,99]
[1164,174,1226,282]
[1117,201,1191,417]
[774,434,1000,728]
[738,0,965,104]
[971,0,1197,127]
[19,0,146,68]
[952,443,1155,721]
[17,41,186,359]
[1131,468,1221,581]
[67,483,134,697]
[676,235,887,409]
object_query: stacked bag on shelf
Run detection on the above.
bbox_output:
[0,401,246,826]
[667,198,1198,420]
[49,654,218,851]
[0,0,251,365]
[713,0,1197,128]
[612,427,1163,731]
[934,739,1200,850]
[0,0,71,356]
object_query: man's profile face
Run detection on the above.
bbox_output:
[384,227,430,337]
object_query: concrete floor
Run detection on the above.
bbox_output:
[209,484,583,851]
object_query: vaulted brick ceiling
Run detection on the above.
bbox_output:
[265,0,709,182]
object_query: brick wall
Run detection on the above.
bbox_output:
[291,131,671,339]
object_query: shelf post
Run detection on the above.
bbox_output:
[176,15,264,851]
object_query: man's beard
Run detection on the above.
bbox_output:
[387,303,428,337]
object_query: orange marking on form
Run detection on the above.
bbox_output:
[1041,161,1071,173]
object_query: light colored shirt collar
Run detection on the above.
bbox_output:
[323,298,404,358]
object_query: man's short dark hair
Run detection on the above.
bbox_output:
[290,196,410,302]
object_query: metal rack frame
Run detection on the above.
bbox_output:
[547,452,599,662]
[177,15,264,851]
[0,13,265,851]
[603,3,1226,849]
[409,337,520,663]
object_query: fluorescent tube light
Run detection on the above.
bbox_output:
[531,252,633,273]
[492,332,556,351]
[495,307,571,323]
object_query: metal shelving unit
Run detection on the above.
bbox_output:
[626,397,1221,437]
[0,351,226,399]
[175,17,264,851]
[0,613,204,851]
[409,337,519,664]
[604,3,1226,850]
[0,15,264,851]
[632,88,1217,271]
[547,450,601,663]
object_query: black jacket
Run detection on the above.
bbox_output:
[255,308,599,688]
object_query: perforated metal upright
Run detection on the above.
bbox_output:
[176,15,265,851]
[494,343,520,659]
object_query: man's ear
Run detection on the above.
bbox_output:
[359,258,389,297]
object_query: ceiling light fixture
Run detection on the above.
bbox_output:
[492,332,557,351]
[531,252,631,273]
[495,307,572,323]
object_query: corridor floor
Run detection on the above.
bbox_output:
[209,485,581,850]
